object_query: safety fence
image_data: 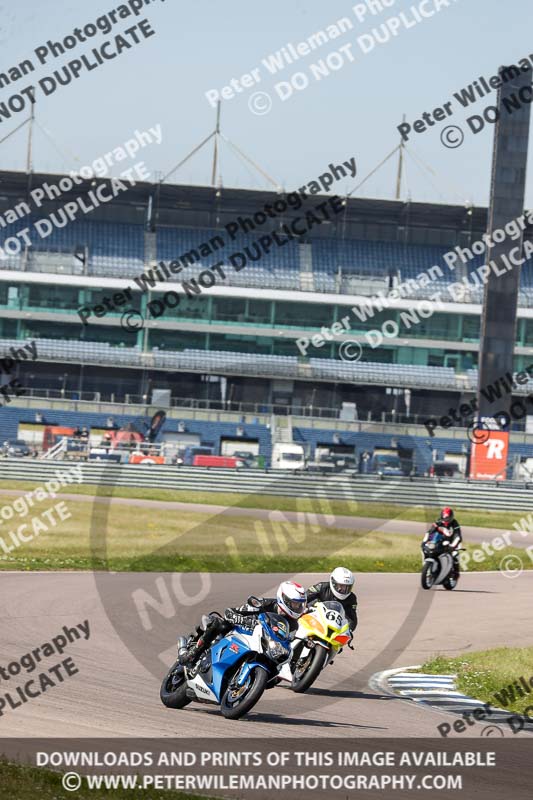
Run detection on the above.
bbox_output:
[1,459,531,511]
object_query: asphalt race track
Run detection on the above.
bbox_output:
[2,569,531,739]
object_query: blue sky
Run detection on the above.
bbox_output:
[1,0,532,208]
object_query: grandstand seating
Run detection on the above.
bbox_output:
[313,271,337,292]
[312,239,450,278]
[5,216,533,301]
[157,225,300,289]
[5,189,533,458]
[0,219,145,275]
[465,368,533,394]
[309,360,456,388]
[152,348,299,376]
[0,336,462,388]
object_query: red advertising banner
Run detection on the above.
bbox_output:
[470,430,509,480]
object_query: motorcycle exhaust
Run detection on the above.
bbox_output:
[177,635,188,663]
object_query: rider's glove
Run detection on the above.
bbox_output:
[224,608,249,627]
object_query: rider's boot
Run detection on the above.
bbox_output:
[182,620,221,666]
[180,637,206,666]
[180,617,230,668]
[178,617,212,666]
[452,554,460,580]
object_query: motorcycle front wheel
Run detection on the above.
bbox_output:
[221,666,268,719]
[291,644,329,693]
[160,661,191,709]
[421,562,436,590]
[443,573,459,590]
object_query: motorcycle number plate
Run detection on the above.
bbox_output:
[325,611,342,627]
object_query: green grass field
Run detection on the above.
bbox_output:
[0,478,527,529]
[415,647,533,715]
[0,760,209,800]
[0,483,529,572]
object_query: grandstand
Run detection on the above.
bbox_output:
[1,168,533,474]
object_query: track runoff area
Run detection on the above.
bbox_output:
[2,565,532,796]
[2,5,533,800]
[1,466,532,793]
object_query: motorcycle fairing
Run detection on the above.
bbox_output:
[435,551,454,584]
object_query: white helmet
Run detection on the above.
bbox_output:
[276,581,307,619]
[330,567,355,600]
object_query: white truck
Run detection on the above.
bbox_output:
[271,442,305,470]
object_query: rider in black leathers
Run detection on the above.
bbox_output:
[179,581,307,668]
[306,566,358,633]
[421,506,463,578]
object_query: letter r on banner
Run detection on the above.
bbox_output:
[470,431,509,481]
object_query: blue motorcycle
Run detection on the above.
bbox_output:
[160,605,292,719]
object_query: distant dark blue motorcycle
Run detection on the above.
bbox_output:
[160,605,291,719]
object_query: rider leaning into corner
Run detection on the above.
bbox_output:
[306,566,358,634]
[179,581,307,668]
[422,506,463,578]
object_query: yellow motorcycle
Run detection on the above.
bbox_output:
[278,600,352,693]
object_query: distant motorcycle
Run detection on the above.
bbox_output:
[421,529,459,590]
[160,603,291,719]
[278,600,352,693]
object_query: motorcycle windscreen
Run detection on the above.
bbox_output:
[261,613,291,642]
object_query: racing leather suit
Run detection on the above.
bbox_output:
[182,598,298,667]
[306,582,358,632]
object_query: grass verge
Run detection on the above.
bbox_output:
[0,479,528,530]
[0,494,529,572]
[0,759,210,800]
[415,647,533,715]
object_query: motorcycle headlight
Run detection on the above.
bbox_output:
[267,638,290,661]
[426,543,435,550]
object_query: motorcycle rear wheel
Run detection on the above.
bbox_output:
[421,562,435,590]
[160,661,191,709]
[291,644,329,693]
[221,666,268,719]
